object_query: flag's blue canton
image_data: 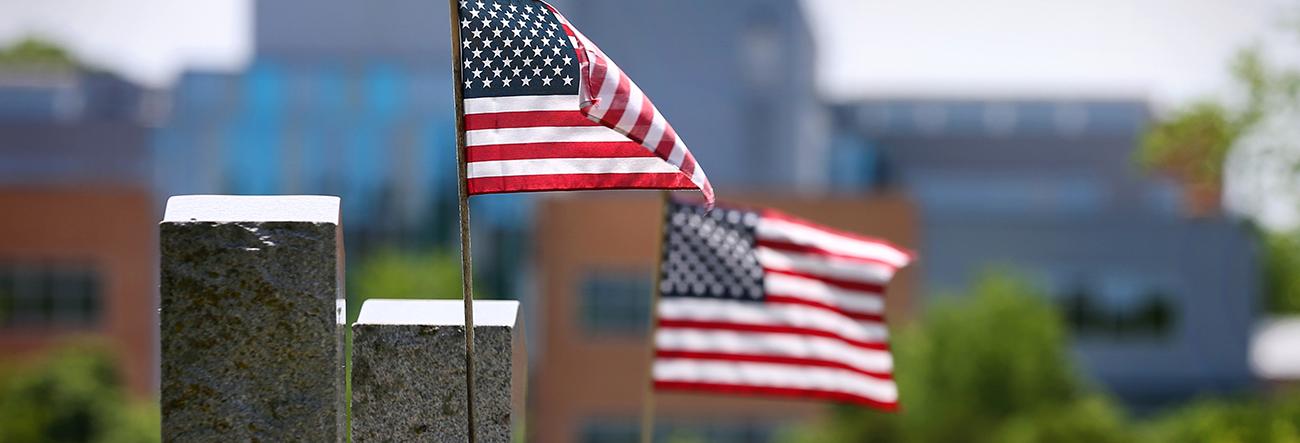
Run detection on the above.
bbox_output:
[661,201,766,302]
[458,0,580,98]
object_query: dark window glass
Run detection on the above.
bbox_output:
[0,262,103,329]
[579,270,652,335]
[1058,282,1177,338]
[581,419,777,443]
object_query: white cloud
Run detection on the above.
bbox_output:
[0,0,251,88]
[801,0,1299,107]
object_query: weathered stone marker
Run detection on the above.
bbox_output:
[351,299,526,442]
[160,195,345,442]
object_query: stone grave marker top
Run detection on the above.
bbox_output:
[163,195,340,223]
[356,299,520,327]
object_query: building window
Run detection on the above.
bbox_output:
[1058,283,1176,338]
[579,270,652,335]
[0,262,102,329]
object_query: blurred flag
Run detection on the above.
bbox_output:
[455,0,713,205]
[653,199,912,410]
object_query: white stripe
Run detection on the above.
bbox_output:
[466,126,628,146]
[757,248,896,285]
[764,272,884,315]
[467,157,680,179]
[664,137,685,167]
[757,218,911,268]
[464,95,578,114]
[656,328,894,373]
[641,112,666,150]
[658,298,888,343]
[614,84,645,131]
[653,359,898,403]
[691,167,709,189]
[590,56,622,121]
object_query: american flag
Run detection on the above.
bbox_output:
[653,199,913,410]
[456,0,713,204]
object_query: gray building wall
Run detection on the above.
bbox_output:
[835,98,1259,407]
[0,71,152,187]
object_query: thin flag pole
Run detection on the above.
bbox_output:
[641,191,670,443]
[446,1,478,442]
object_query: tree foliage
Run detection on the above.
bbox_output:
[0,38,78,69]
[780,271,1132,443]
[0,342,159,443]
[1137,48,1295,193]
[347,248,477,323]
[779,270,1300,442]
[1262,229,1300,313]
[1140,392,1300,443]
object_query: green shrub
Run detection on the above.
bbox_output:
[0,341,159,443]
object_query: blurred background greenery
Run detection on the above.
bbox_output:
[0,342,158,443]
[776,270,1300,443]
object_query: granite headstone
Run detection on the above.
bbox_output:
[351,299,526,443]
[159,195,346,442]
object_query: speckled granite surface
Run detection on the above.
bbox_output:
[351,301,523,443]
[160,221,345,442]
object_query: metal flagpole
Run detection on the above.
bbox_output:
[446,1,478,442]
[641,191,670,443]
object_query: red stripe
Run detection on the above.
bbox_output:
[656,319,889,351]
[464,111,596,130]
[654,381,898,411]
[600,74,634,125]
[655,350,893,381]
[587,51,610,99]
[627,95,655,142]
[678,150,697,177]
[764,268,886,295]
[466,141,652,162]
[467,172,694,195]
[653,128,676,159]
[761,210,914,261]
[757,239,900,270]
[765,294,884,323]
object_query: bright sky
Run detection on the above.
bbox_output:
[0,0,250,87]
[1,0,1295,106]
[802,0,1300,107]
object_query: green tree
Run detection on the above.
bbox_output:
[1262,229,1300,313]
[780,271,1131,443]
[0,342,159,443]
[1140,392,1300,443]
[1135,49,1290,214]
[0,38,78,70]
[347,248,478,323]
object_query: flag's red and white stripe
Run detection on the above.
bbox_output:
[464,3,713,204]
[654,211,912,410]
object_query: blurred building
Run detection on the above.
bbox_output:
[153,0,551,302]
[531,193,918,443]
[0,68,157,396]
[832,98,1259,407]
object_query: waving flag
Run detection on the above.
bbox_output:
[653,199,913,410]
[455,0,713,204]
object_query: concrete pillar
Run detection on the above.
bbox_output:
[351,299,525,443]
[159,195,345,442]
